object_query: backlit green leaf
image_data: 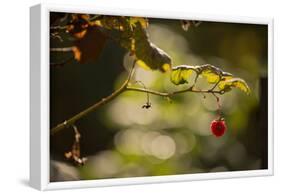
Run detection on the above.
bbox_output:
[170,65,198,85]
[218,78,250,94]
[201,70,220,84]
[197,64,223,84]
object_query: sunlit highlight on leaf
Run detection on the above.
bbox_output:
[218,78,251,94]
[170,65,198,85]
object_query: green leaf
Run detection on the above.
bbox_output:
[216,71,233,86]
[170,64,250,95]
[218,78,251,94]
[201,70,220,84]
[128,17,148,29]
[170,65,197,85]
[197,64,223,84]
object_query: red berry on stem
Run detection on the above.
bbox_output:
[210,119,227,137]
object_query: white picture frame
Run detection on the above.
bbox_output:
[30,3,274,191]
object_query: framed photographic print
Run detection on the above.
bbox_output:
[30,3,274,190]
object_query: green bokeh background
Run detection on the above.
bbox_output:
[50,15,268,181]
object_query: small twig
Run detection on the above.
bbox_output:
[128,60,136,81]
[50,47,73,52]
[193,87,206,99]
[209,76,222,91]
[134,81,152,109]
[191,74,199,89]
[211,93,222,118]
[65,125,86,165]
[51,32,63,42]
[50,25,69,30]
[126,86,223,97]
[72,125,80,142]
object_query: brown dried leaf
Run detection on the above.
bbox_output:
[72,46,81,61]
[73,26,107,64]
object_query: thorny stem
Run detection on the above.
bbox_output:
[50,64,224,135]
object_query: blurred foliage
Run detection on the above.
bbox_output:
[50,12,268,181]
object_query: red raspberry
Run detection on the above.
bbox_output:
[210,119,227,137]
